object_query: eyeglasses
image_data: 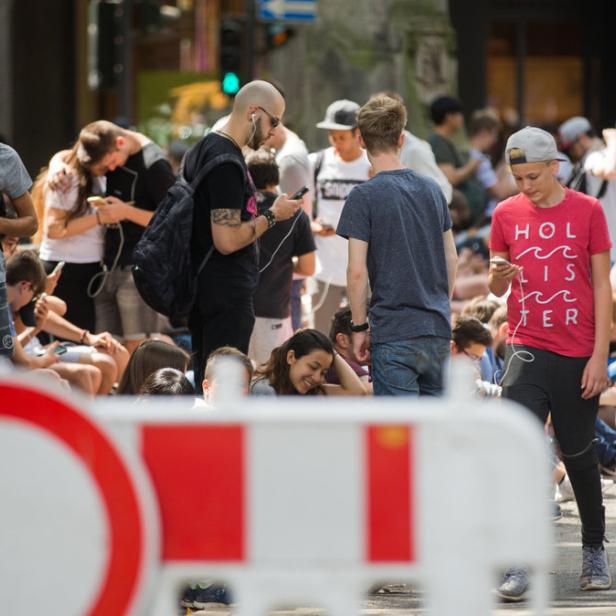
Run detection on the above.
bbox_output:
[258,106,280,128]
[463,349,483,361]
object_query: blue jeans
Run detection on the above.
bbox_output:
[371,336,450,396]
[595,418,616,466]
[0,254,14,358]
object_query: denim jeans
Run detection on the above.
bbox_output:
[371,336,450,396]
[0,254,14,358]
[595,418,616,466]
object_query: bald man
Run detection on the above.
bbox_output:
[183,80,302,391]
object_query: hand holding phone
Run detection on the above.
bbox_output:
[291,186,309,200]
[87,196,106,207]
[51,261,65,276]
[490,256,511,267]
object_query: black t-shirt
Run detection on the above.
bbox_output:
[254,191,316,319]
[104,142,175,267]
[184,133,258,293]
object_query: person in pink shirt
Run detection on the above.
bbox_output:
[489,127,613,600]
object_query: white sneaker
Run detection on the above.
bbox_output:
[556,477,574,503]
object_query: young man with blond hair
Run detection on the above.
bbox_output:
[337,95,457,396]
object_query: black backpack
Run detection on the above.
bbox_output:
[132,152,244,318]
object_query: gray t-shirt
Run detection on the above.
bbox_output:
[337,169,452,344]
[0,144,32,198]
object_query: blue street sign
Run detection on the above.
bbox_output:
[258,0,316,23]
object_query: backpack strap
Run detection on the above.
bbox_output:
[596,179,608,200]
[312,149,325,220]
[187,152,245,192]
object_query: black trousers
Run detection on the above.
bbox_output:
[42,260,102,333]
[189,285,255,394]
[502,344,604,546]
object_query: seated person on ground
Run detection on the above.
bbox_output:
[251,329,366,396]
[195,346,254,408]
[117,339,190,395]
[140,368,194,396]
[325,306,372,393]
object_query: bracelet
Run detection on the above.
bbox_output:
[95,210,101,225]
[262,208,277,229]
[79,329,89,344]
[350,320,369,332]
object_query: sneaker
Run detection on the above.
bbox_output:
[580,546,612,590]
[497,567,529,602]
[556,477,575,503]
[191,582,232,608]
[552,502,563,521]
[179,582,232,609]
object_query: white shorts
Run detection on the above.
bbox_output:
[248,316,293,366]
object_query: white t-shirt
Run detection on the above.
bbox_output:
[401,130,452,204]
[309,147,371,286]
[276,132,312,214]
[39,174,106,263]
[585,149,616,261]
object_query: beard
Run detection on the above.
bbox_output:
[247,117,266,150]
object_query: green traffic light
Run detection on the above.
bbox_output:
[222,72,240,95]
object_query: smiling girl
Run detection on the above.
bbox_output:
[251,329,366,396]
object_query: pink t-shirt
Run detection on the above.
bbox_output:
[490,188,611,357]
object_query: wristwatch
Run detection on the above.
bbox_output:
[350,321,369,332]
[262,209,277,229]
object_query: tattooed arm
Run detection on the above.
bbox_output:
[211,195,302,255]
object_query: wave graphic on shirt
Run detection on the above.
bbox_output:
[518,290,578,305]
[516,245,578,260]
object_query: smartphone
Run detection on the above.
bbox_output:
[36,344,67,357]
[291,186,309,200]
[51,261,65,276]
[87,196,106,207]
[490,256,511,266]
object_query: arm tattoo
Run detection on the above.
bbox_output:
[211,208,242,228]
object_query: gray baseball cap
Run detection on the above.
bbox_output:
[505,126,560,165]
[558,116,592,150]
[316,99,360,130]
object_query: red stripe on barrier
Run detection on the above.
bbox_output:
[366,425,414,562]
[0,384,144,616]
[142,425,244,561]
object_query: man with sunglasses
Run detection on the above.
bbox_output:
[183,80,302,391]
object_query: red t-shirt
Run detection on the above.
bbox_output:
[490,188,611,357]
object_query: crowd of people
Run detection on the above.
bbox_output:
[4,77,616,606]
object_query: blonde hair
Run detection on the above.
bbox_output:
[357,95,407,155]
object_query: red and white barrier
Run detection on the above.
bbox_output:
[0,365,552,616]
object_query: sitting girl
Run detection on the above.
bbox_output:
[251,329,366,396]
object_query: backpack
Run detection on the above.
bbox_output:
[566,163,608,200]
[132,152,244,318]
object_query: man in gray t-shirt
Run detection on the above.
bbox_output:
[337,95,457,396]
[0,143,38,358]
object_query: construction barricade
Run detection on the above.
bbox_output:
[0,364,551,616]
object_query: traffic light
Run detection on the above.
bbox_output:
[265,23,295,50]
[219,17,245,96]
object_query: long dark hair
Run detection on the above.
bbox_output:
[254,329,333,395]
[117,340,190,395]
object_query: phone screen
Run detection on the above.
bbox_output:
[291,186,309,200]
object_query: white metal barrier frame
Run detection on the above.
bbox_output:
[0,367,552,616]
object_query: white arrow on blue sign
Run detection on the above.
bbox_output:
[258,0,317,23]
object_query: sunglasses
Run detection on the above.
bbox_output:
[258,106,280,128]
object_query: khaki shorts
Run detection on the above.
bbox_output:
[94,266,162,340]
[248,316,293,366]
